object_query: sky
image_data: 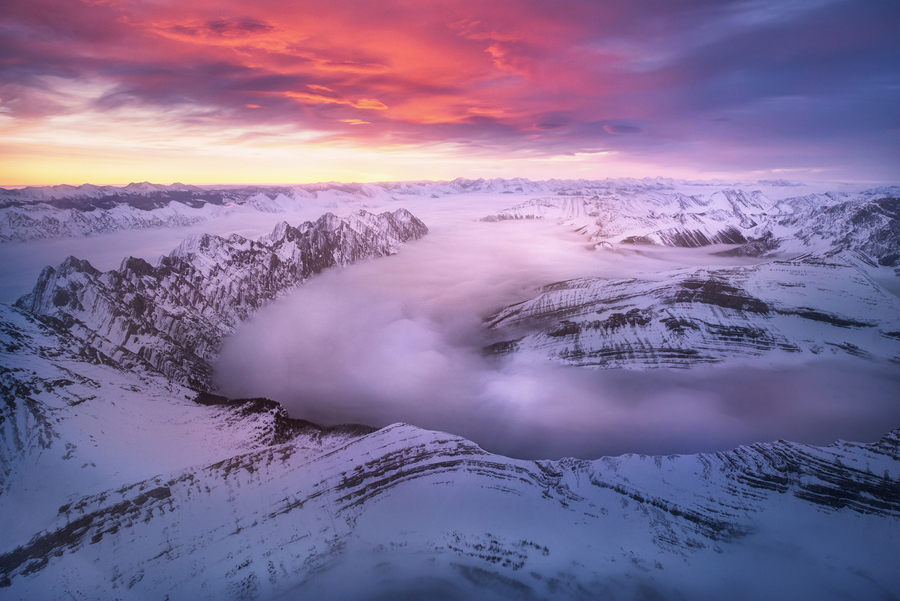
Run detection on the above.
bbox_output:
[1,0,899,186]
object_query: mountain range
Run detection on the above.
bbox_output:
[1,181,899,599]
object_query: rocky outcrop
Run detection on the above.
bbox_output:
[486,253,900,367]
[13,209,428,388]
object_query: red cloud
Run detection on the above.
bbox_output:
[2,0,897,180]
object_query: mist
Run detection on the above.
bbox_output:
[215,210,900,459]
[4,193,897,460]
[0,203,361,304]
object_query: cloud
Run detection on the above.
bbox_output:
[1,0,898,181]
[603,123,641,134]
[213,202,900,459]
[283,91,388,110]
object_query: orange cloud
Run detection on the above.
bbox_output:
[283,91,388,110]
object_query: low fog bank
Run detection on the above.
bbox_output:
[215,216,900,459]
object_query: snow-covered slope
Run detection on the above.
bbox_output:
[0,303,376,554]
[478,184,900,368]
[1,304,898,600]
[486,251,900,368]
[483,187,900,267]
[12,209,427,389]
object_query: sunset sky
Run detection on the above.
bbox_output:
[1,0,898,186]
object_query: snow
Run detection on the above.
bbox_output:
[1,178,898,599]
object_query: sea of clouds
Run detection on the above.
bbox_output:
[3,193,898,458]
[213,198,900,458]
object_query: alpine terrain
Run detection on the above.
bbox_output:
[1,179,899,600]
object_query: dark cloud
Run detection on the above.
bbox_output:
[204,17,274,36]
[602,123,641,135]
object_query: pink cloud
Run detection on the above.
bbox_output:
[1,0,897,182]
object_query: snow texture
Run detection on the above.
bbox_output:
[2,182,899,599]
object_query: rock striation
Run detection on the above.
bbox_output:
[13,209,427,388]
[486,252,900,367]
[483,187,900,267]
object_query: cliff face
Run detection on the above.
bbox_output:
[485,252,900,367]
[13,209,428,388]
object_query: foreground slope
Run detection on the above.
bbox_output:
[2,358,899,599]
[0,304,372,544]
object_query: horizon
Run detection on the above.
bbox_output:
[3,174,900,190]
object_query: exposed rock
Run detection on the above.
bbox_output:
[13,209,427,388]
[486,255,900,368]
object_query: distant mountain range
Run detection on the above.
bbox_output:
[4,177,895,245]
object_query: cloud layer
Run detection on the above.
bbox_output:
[1,0,899,183]
[214,212,900,459]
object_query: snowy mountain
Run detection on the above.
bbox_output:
[482,187,900,268]
[1,299,898,599]
[477,184,900,368]
[13,208,427,389]
[2,192,899,599]
[486,251,900,368]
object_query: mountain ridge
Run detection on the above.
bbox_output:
[13,208,427,388]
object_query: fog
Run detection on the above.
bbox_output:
[4,195,898,459]
[215,203,900,459]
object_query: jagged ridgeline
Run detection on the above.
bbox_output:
[13,209,428,389]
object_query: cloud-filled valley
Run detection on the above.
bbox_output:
[214,207,900,458]
[3,179,900,599]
